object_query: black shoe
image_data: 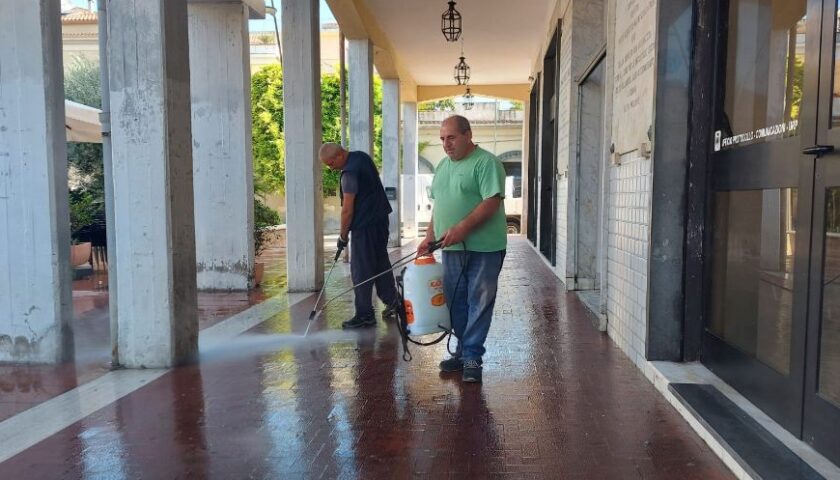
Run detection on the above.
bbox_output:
[439,357,464,372]
[462,360,482,383]
[381,302,401,320]
[341,314,376,329]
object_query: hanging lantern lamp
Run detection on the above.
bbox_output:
[454,56,470,85]
[441,1,462,42]
[463,86,474,110]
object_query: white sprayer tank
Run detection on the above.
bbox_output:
[402,255,451,336]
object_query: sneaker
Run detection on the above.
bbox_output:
[381,302,401,320]
[462,360,482,383]
[439,357,464,372]
[341,314,376,329]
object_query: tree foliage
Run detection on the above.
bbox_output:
[251,64,286,194]
[252,65,384,197]
[419,98,455,112]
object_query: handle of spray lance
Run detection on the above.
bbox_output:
[334,236,349,262]
[424,238,445,255]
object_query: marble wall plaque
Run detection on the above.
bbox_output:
[612,0,657,154]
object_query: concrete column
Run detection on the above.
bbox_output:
[282,0,323,292]
[188,3,254,290]
[0,0,72,363]
[382,79,401,247]
[401,102,419,238]
[348,39,374,155]
[108,0,198,368]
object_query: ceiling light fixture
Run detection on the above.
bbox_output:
[454,37,470,85]
[441,1,462,42]
[463,86,474,110]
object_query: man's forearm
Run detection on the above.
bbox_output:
[340,192,355,240]
[456,196,501,235]
[425,212,435,240]
[340,208,353,240]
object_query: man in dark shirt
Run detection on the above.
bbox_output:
[319,143,400,328]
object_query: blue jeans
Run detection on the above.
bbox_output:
[442,250,505,363]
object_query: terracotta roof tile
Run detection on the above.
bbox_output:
[61,8,97,25]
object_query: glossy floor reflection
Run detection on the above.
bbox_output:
[0,237,733,479]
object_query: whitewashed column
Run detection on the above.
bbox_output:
[401,102,419,238]
[0,0,72,363]
[382,79,401,247]
[282,0,324,292]
[108,0,198,368]
[348,39,374,155]
[188,3,254,290]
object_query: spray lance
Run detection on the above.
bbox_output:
[304,239,456,361]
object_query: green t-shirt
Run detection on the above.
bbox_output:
[430,146,507,252]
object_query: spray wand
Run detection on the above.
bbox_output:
[303,239,444,337]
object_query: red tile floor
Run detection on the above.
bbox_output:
[0,237,733,479]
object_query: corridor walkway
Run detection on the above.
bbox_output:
[0,237,732,479]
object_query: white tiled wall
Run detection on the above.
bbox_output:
[606,154,651,367]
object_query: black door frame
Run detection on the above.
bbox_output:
[700,0,819,437]
[539,23,560,265]
[802,0,840,460]
[527,76,540,245]
[538,24,561,264]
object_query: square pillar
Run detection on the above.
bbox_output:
[382,79,401,247]
[188,3,254,290]
[401,102,419,239]
[282,0,324,292]
[108,0,198,368]
[0,0,72,363]
[348,39,374,155]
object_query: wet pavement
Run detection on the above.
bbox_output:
[0,237,733,479]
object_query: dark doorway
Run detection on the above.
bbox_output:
[527,77,540,245]
[538,25,560,264]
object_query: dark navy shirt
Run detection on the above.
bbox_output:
[340,151,391,230]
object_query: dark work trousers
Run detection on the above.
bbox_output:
[350,221,399,318]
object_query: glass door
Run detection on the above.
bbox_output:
[704,0,840,465]
[801,0,840,463]
[703,0,817,434]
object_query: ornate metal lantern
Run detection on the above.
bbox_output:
[463,87,474,110]
[454,56,470,85]
[441,1,462,42]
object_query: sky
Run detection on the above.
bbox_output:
[69,0,337,31]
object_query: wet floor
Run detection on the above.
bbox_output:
[0,237,733,479]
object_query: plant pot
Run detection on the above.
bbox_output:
[70,242,92,267]
[254,262,265,287]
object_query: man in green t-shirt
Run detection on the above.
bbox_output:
[418,115,507,383]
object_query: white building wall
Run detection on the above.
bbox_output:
[553,0,604,284]
[606,154,651,366]
[555,2,572,283]
[531,0,656,367]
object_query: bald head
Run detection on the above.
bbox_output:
[319,142,343,160]
[320,142,348,170]
[440,115,475,161]
[442,115,472,134]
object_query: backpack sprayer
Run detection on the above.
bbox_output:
[305,239,455,361]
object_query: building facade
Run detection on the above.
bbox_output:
[520,0,840,470]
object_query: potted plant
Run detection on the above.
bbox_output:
[68,189,98,267]
[253,195,282,287]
